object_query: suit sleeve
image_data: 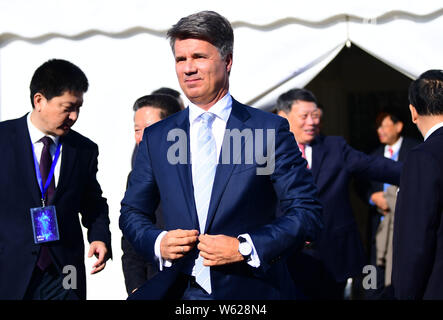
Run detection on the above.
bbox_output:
[119,134,162,263]
[392,150,441,299]
[341,138,402,186]
[80,145,112,257]
[248,118,323,270]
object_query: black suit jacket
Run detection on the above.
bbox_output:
[392,126,443,299]
[289,135,402,288]
[0,115,112,300]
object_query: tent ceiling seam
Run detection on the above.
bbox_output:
[1,8,442,46]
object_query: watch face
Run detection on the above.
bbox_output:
[239,241,252,256]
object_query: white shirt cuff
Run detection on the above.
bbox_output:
[154,231,172,270]
[239,233,261,268]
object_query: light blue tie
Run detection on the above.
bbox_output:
[192,112,217,294]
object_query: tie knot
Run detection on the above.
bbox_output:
[200,112,216,127]
[39,136,53,147]
[298,143,305,152]
[388,147,394,158]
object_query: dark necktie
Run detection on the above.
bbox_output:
[36,136,55,271]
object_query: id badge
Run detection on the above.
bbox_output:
[30,205,60,244]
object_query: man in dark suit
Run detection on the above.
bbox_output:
[392,69,443,299]
[276,88,402,299]
[365,111,420,298]
[120,11,323,300]
[121,94,182,294]
[0,59,112,300]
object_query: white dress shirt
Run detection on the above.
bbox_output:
[27,113,62,186]
[305,144,313,169]
[154,93,260,271]
[384,136,403,160]
[424,121,443,141]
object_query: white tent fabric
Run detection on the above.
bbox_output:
[1,0,442,299]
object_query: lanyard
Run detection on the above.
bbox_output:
[30,139,62,207]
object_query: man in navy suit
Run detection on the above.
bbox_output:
[392,69,443,299]
[365,111,420,298]
[0,59,112,299]
[276,88,402,299]
[120,11,322,300]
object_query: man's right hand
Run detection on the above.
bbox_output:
[370,191,389,214]
[160,229,199,260]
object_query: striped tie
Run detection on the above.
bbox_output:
[192,112,217,294]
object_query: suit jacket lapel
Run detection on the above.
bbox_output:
[311,135,326,183]
[173,108,199,229]
[13,115,42,206]
[204,99,251,233]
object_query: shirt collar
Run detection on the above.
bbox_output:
[385,136,403,155]
[188,92,232,125]
[27,112,59,145]
[424,121,443,141]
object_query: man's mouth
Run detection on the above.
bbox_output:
[60,124,71,131]
[184,78,201,86]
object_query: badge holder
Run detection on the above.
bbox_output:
[30,205,60,243]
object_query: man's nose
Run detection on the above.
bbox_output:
[184,59,197,74]
[69,111,79,122]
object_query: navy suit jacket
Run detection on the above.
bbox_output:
[0,115,112,300]
[393,126,443,299]
[290,135,402,285]
[120,99,323,300]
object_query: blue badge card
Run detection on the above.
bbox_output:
[30,205,60,243]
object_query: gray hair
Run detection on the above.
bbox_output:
[167,10,234,59]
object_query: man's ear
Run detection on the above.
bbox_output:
[409,104,418,124]
[277,110,288,119]
[225,53,233,74]
[33,93,46,111]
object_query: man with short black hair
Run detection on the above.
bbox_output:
[0,59,111,300]
[122,93,181,294]
[392,69,443,299]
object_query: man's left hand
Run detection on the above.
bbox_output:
[88,241,109,274]
[198,234,244,266]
